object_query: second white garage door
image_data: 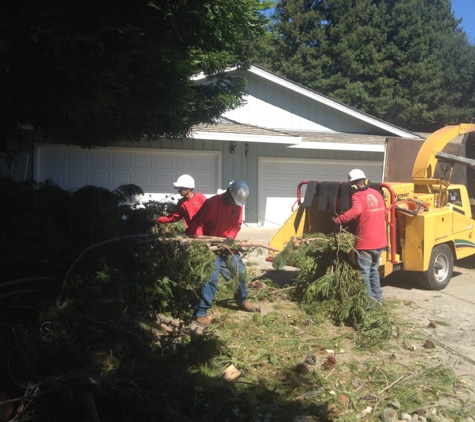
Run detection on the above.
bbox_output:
[258,157,383,227]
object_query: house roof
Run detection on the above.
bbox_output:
[191,65,429,151]
[192,119,408,152]
[192,118,302,145]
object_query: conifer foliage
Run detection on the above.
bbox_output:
[263,0,475,131]
[0,179,220,421]
[272,231,392,349]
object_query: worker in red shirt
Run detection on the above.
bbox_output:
[157,174,206,236]
[333,169,387,304]
[186,180,259,326]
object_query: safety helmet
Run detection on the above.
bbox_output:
[173,174,195,189]
[348,169,367,183]
[228,180,249,206]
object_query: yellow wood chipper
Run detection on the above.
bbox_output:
[268,123,475,290]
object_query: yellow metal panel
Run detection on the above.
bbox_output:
[403,214,425,271]
[412,124,475,180]
[269,206,307,254]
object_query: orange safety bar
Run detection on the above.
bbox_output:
[380,182,397,264]
[291,180,309,212]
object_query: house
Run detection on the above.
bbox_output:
[11,65,422,227]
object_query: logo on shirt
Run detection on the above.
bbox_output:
[367,194,379,207]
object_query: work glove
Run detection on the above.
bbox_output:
[222,237,234,247]
[331,217,340,229]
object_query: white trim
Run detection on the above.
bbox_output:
[287,142,385,152]
[192,131,301,144]
[248,66,419,139]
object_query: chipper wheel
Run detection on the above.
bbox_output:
[419,244,454,290]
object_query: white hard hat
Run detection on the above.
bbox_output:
[348,169,367,183]
[173,174,195,189]
[228,180,249,206]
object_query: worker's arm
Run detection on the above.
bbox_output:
[335,194,363,225]
[157,205,185,225]
[185,202,209,236]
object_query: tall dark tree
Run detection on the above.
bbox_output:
[263,0,475,131]
[0,0,270,147]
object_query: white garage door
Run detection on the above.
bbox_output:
[34,144,222,200]
[258,157,382,227]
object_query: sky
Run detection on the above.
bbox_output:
[451,0,475,43]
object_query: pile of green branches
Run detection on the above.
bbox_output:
[272,231,392,349]
[0,178,228,421]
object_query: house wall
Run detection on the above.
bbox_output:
[122,137,383,224]
[224,71,388,135]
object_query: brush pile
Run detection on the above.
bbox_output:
[0,179,226,421]
[272,230,392,349]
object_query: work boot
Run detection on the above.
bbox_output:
[239,301,260,313]
[195,316,212,326]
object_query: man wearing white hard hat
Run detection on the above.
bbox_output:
[186,180,259,326]
[157,174,206,236]
[333,169,387,303]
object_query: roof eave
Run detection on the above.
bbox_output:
[192,131,301,144]
[287,142,385,152]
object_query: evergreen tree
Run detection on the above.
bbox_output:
[263,0,475,131]
[0,0,270,147]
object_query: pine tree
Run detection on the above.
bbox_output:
[262,0,475,131]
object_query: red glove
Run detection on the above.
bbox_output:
[157,217,167,224]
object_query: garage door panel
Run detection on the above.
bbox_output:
[175,155,194,170]
[155,156,173,168]
[134,174,153,187]
[43,169,65,183]
[195,156,215,171]
[92,153,109,166]
[112,173,131,185]
[90,172,109,185]
[69,152,87,166]
[112,154,131,167]
[44,150,65,165]
[134,154,153,168]
[258,157,382,227]
[35,145,221,199]
[67,171,88,186]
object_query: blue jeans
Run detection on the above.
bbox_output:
[195,253,249,317]
[356,249,383,304]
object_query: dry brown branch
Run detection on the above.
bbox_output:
[235,241,279,251]
[378,373,412,395]
[209,242,279,252]
[324,368,335,380]
[0,277,58,289]
[268,286,296,294]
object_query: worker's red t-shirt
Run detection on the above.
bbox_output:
[335,187,387,250]
[158,192,206,235]
[185,193,242,239]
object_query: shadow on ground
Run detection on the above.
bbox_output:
[256,268,298,288]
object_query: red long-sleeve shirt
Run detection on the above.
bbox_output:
[334,187,387,250]
[185,193,242,239]
[158,192,206,236]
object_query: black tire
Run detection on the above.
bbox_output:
[420,244,453,290]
